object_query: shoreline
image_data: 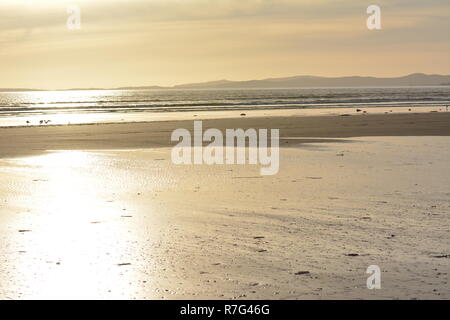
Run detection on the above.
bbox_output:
[0,105,448,129]
[1,112,450,159]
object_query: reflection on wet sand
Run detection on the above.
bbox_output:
[0,151,158,299]
[1,136,449,299]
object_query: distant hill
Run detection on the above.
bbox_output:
[0,88,43,92]
[1,74,449,92]
[172,73,450,89]
[116,85,167,90]
[173,80,234,89]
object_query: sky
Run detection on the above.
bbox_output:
[0,0,449,89]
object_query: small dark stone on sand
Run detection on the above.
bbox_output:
[432,255,450,259]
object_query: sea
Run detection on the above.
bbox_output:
[0,86,449,126]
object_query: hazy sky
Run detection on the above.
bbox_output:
[1,0,449,89]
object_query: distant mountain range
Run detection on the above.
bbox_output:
[1,73,449,92]
[172,73,450,89]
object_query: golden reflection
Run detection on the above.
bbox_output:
[19,90,116,126]
[10,151,137,299]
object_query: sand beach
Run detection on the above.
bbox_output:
[0,111,449,299]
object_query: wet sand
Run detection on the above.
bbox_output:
[1,112,450,158]
[0,105,446,128]
[0,112,449,299]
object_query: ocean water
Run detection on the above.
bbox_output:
[0,87,449,126]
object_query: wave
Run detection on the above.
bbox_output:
[1,87,449,116]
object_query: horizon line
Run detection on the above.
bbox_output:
[2,72,449,92]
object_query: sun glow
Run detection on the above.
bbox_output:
[15,90,118,126]
[9,151,138,299]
